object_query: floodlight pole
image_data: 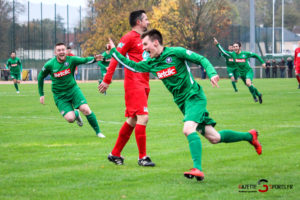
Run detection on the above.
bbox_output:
[250,0,255,71]
[272,0,275,56]
[281,0,284,54]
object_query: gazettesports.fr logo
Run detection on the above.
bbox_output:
[238,179,293,193]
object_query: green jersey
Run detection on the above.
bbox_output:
[220,52,236,69]
[6,57,22,74]
[216,44,265,76]
[38,56,95,96]
[97,51,111,76]
[110,47,217,106]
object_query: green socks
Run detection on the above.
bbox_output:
[248,85,256,98]
[14,83,19,91]
[86,112,101,134]
[219,130,252,143]
[187,132,202,171]
[249,85,261,98]
[74,110,79,118]
[231,81,238,92]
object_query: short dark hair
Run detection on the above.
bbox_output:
[233,42,241,47]
[67,46,71,49]
[129,10,146,27]
[55,42,66,47]
[141,29,163,45]
[11,51,16,54]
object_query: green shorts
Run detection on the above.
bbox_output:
[227,67,239,80]
[240,68,254,84]
[179,93,216,135]
[11,73,21,80]
[54,88,87,116]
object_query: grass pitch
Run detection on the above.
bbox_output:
[0,78,299,200]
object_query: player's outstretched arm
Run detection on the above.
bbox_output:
[248,52,265,65]
[213,37,219,45]
[210,75,220,88]
[175,47,218,80]
[37,65,50,101]
[98,81,109,93]
[214,38,233,58]
[107,39,150,73]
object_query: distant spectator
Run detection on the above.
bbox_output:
[1,64,9,81]
[287,57,293,78]
[265,60,271,78]
[200,65,207,79]
[272,59,278,78]
[279,58,286,78]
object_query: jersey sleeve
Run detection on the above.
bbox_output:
[70,56,95,68]
[103,36,132,84]
[294,49,298,65]
[110,47,150,73]
[175,47,217,79]
[216,44,234,58]
[37,64,50,96]
[18,58,23,71]
[6,60,10,69]
[248,52,265,64]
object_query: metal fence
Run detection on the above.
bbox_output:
[1,65,295,82]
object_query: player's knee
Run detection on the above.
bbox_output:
[137,115,149,125]
[79,104,91,115]
[65,116,75,123]
[208,136,220,144]
[183,127,194,137]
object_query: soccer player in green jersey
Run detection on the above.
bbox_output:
[214,38,266,103]
[6,51,22,93]
[97,49,112,79]
[104,29,262,181]
[38,42,105,138]
[220,44,239,92]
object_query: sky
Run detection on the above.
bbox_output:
[20,0,88,8]
[15,0,89,29]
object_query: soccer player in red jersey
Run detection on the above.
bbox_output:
[98,10,155,166]
[294,41,300,89]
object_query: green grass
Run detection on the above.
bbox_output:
[0,78,299,200]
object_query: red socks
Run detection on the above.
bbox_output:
[111,122,134,157]
[135,124,147,159]
[296,75,300,84]
[111,122,147,159]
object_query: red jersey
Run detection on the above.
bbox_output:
[294,47,300,67]
[103,30,149,90]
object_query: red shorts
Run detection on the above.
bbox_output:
[295,66,300,75]
[125,88,150,118]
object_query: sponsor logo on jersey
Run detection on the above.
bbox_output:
[228,58,234,62]
[166,57,172,63]
[117,42,124,48]
[11,64,18,67]
[64,62,69,67]
[137,42,142,47]
[235,59,246,63]
[54,68,71,78]
[298,53,300,57]
[156,66,177,79]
